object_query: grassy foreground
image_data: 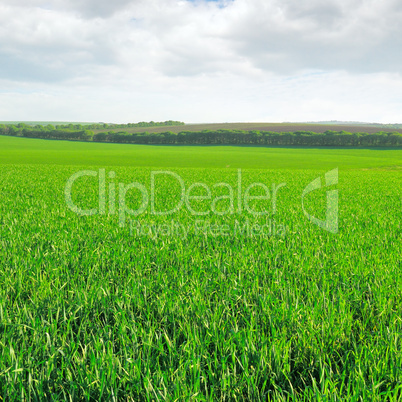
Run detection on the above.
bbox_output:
[0,137,401,400]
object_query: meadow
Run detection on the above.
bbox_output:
[0,136,401,169]
[0,135,401,400]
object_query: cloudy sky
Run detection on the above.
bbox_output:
[0,0,401,123]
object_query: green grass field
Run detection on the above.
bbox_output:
[0,136,401,400]
[0,136,401,169]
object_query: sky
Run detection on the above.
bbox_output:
[0,0,401,124]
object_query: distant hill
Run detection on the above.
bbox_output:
[2,121,401,146]
[2,120,402,134]
[303,121,402,129]
[92,122,402,135]
[0,121,97,126]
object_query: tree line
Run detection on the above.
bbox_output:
[0,120,184,132]
[92,130,402,146]
[1,124,401,147]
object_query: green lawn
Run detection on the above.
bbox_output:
[0,135,400,169]
[0,136,401,400]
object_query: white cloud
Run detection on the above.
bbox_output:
[0,0,401,122]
